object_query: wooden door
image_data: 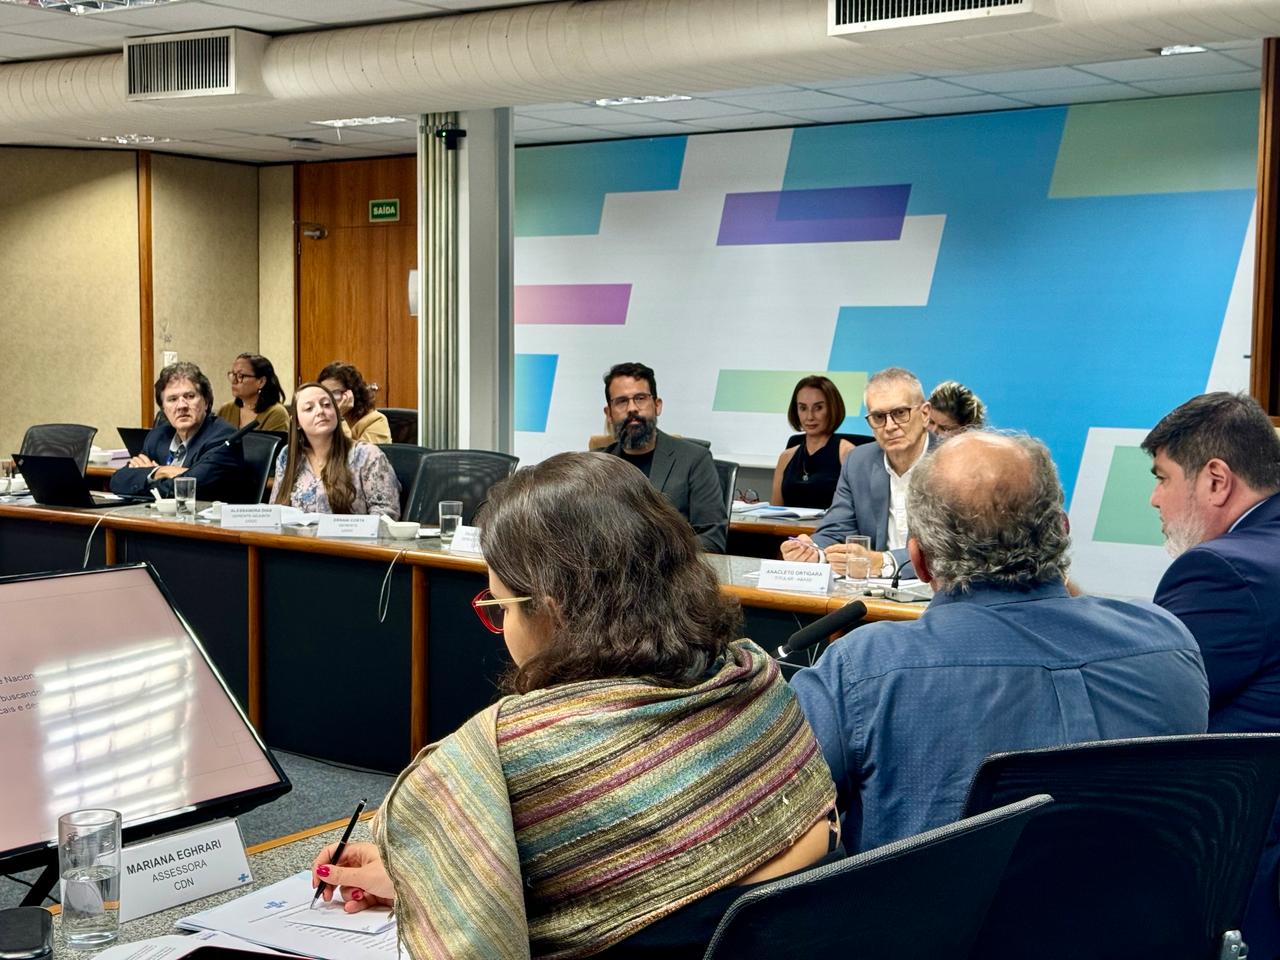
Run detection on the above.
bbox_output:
[297,157,417,407]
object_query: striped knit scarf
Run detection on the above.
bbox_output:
[375,639,835,960]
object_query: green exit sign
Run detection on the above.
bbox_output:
[369,199,400,222]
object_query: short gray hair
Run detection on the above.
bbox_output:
[865,366,925,406]
[908,432,1070,592]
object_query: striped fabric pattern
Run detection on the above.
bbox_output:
[377,640,835,960]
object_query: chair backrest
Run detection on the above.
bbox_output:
[963,734,1280,960]
[240,432,282,504]
[19,423,97,475]
[406,449,519,525]
[377,443,433,517]
[712,459,737,518]
[835,431,877,446]
[381,407,418,445]
[703,794,1052,960]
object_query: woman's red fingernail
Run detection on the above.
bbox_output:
[316,865,330,878]
[352,890,364,901]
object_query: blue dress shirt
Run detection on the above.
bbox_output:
[791,582,1210,853]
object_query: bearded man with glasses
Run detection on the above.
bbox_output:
[782,366,937,577]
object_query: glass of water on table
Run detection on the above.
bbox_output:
[59,808,122,948]
[172,476,197,520]
[843,534,872,594]
[439,500,463,546]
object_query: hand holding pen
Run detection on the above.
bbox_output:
[311,798,368,908]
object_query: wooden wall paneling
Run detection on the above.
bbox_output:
[1254,37,1279,419]
[298,157,417,228]
[137,151,154,422]
[298,226,390,390]
[385,223,418,408]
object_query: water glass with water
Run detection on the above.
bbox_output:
[439,500,463,546]
[172,476,197,520]
[59,808,121,948]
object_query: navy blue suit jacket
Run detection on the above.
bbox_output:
[109,414,246,502]
[1155,491,1280,957]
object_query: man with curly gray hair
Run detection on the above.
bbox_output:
[792,430,1209,853]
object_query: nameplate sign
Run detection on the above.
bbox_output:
[221,505,282,529]
[317,514,381,539]
[448,525,483,556]
[119,819,252,922]
[758,560,833,595]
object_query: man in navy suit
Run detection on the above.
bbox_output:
[111,361,246,503]
[783,366,937,577]
[1145,391,1280,957]
[600,361,726,553]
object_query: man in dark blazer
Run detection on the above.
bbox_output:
[783,366,937,577]
[1145,391,1280,957]
[600,362,727,553]
[111,361,247,503]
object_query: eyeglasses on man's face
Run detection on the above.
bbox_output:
[608,392,654,412]
[865,405,920,429]
[471,588,533,634]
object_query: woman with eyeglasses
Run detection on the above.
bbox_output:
[308,452,838,959]
[317,361,392,446]
[217,353,290,433]
[771,375,855,508]
[271,382,400,518]
[927,381,986,439]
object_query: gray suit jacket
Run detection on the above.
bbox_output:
[812,434,938,574]
[603,429,727,553]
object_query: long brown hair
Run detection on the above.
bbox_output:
[274,382,357,513]
[480,452,742,694]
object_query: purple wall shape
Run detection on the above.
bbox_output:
[515,283,632,325]
[717,184,911,245]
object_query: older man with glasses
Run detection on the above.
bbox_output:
[783,366,937,577]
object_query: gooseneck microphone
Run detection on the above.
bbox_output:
[222,420,260,446]
[778,600,867,658]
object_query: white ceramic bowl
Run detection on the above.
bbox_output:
[88,451,112,465]
[153,499,178,515]
[384,520,419,540]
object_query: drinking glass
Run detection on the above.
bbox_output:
[58,809,121,948]
[172,476,197,520]
[439,500,463,546]
[843,534,871,579]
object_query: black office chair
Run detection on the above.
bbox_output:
[405,449,519,526]
[702,794,1052,960]
[377,443,433,517]
[963,734,1280,960]
[712,459,737,519]
[19,423,97,475]
[240,432,283,504]
[381,408,419,445]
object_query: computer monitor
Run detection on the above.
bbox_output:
[0,564,289,893]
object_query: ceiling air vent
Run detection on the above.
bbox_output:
[829,0,1057,43]
[125,29,268,102]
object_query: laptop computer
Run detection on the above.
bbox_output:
[11,454,147,509]
[117,427,151,458]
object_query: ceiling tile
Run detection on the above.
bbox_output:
[807,73,922,90]
[818,77,980,103]
[1014,84,1150,106]
[1220,47,1263,69]
[0,15,164,44]
[781,103,919,123]
[1129,73,1260,96]
[207,0,428,27]
[706,89,861,111]
[0,32,102,59]
[942,66,1112,93]
[515,104,634,124]
[588,120,712,137]
[513,114,574,132]
[106,2,318,34]
[695,112,807,130]
[601,98,758,121]
[695,84,805,98]
[0,5,65,26]
[1078,50,1254,82]
[892,94,1029,116]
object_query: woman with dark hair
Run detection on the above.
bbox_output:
[318,361,392,445]
[272,382,400,518]
[771,375,855,507]
[927,381,986,438]
[217,353,290,433]
[308,452,837,959]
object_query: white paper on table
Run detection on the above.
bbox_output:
[178,871,401,960]
[91,930,288,960]
[288,900,396,934]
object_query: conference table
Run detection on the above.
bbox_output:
[0,500,924,774]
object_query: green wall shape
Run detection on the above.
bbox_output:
[1050,91,1258,198]
[713,370,869,418]
[1092,445,1166,546]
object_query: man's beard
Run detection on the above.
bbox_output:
[1163,503,1210,558]
[616,414,657,451]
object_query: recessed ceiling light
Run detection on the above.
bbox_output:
[590,95,693,107]
[309,116,412,128]
[86,134,176,145]
[1155,44,1208,56]
[0,0,186,14]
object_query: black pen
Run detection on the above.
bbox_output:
[311,798,367,908]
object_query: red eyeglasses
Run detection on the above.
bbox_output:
[471,588,532,634]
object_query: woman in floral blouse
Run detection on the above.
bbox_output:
[273,382,401,519]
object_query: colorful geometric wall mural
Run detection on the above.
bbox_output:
[513,90,1257,596]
